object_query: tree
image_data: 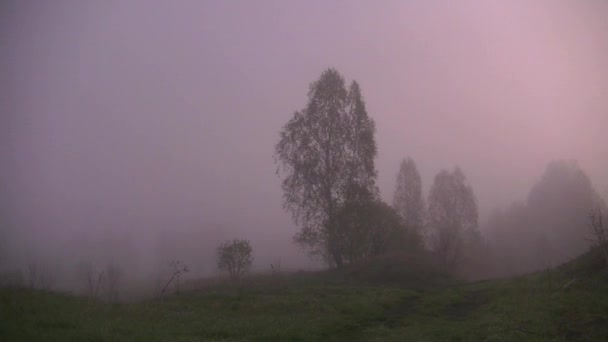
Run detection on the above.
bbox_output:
[217,239,253,280]
[275,68,378,267]
[335,182,419,264]
[78,261,104,298]
[526,160,605,266]
[484,161,607,275]
[587,207,608,269]
[105,263,123,301]
[334,184,377,264]
[0,223,5,264]
[366,200,420,257]
[392,157,425,233]
[427,167,479,267]
[160,260,189,297]
[484,203,535,276]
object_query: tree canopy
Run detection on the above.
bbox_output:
[427,167,479,267]
[275,68,378,267]
[393,157,425,233]
[485,160,607,274]
[335,184,418,264]
[217,239,253,280]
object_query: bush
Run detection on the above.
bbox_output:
[217,239,253,280]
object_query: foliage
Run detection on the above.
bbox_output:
[427,167,479,267]
[392,157,425,233]
[587,207,608,269]
[217,239,253,280]
[275,68,378,267]
[527,160,606,266]
[485,160,607,275]
[335,189,419,264]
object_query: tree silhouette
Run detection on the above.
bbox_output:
[427,167,479,267]
[275,68,378,267]
[393,157,425,233]
[217,239,253,280]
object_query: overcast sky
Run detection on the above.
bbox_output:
[2,0,607,269]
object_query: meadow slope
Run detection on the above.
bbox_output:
[1,250,607,341]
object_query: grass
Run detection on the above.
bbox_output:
[1,250,607,341]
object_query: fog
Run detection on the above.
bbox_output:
[1,1,607,294]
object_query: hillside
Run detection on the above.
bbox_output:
[1,249,607,341]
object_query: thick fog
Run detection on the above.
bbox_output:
[1,1,607,294]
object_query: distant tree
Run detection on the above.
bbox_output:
[526,160,606,266]
[23,258,53,291]
[105,263,123,301]
[392,158,425,232]
[334,182,419,263]
[485,161,607,276]
[0,223,5,263]
[160,260,189,297]
[27,261,37,289]
[270,258,282,275]
[587,207,607,268]
[78,261,104,298]
[0,208,9,264]
[217,239,253,280]
[427,167,479,267]
[275,68,378,267]
[367,200,420,257]
[484,203,535,276]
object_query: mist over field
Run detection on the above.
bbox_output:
[1,0,607,297]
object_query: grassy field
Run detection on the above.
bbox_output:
[1,251,607,341]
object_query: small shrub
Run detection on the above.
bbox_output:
[160,260,189,298]
[217,239,253,280]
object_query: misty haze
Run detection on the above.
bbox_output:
[1,1,608,341]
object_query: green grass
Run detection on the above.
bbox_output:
[1,251,607,341]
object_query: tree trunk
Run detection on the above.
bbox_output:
[333,249,343,268]
[328,221,343,268]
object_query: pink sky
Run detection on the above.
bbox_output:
[2,0,607,269]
